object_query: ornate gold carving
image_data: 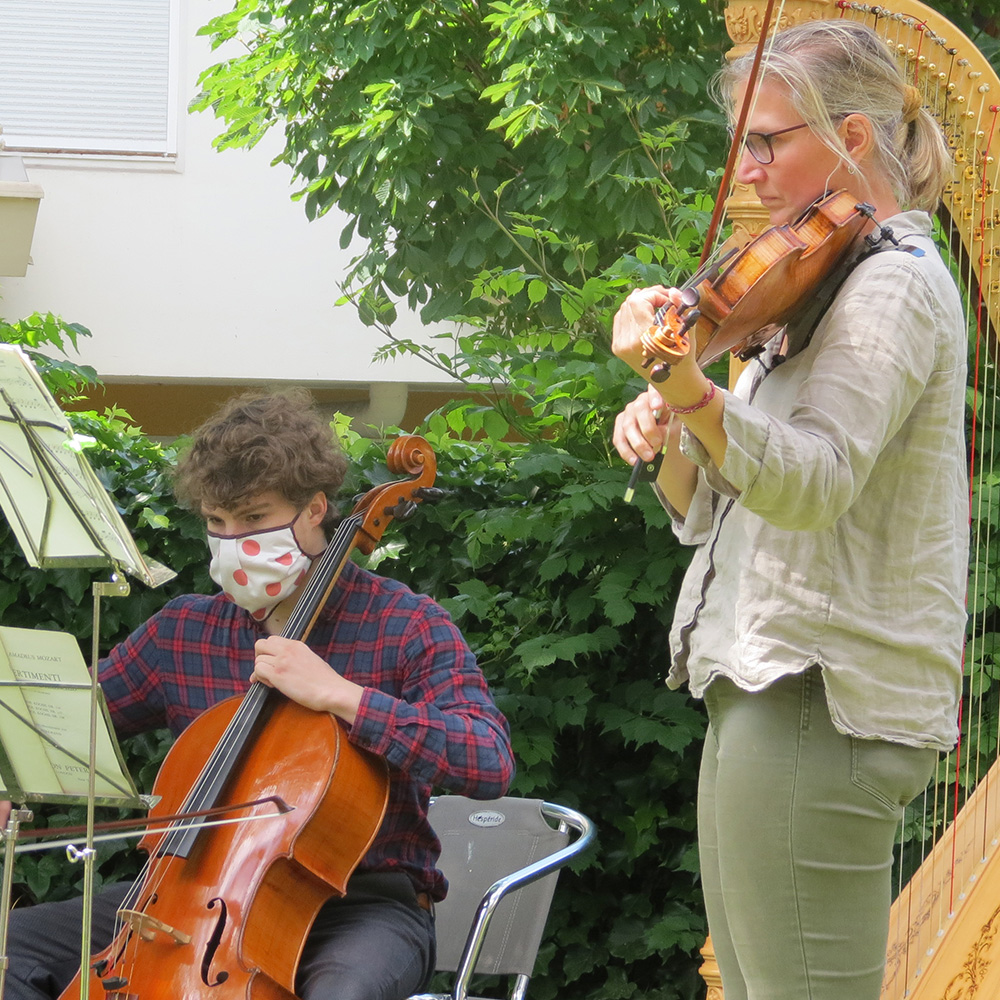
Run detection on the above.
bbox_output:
[724,1,838,57]
[700,935,725,1000]
[939,904,1000,999]
[723,181,770,245]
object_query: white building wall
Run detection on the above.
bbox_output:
[0,0,445,390]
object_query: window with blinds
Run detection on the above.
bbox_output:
[0,0,178,156]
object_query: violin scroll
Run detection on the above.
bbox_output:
[638,190,874,377]
[641,287,704,382]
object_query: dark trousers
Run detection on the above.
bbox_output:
[4,871,435,1000]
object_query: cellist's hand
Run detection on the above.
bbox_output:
[252,636,364,726]
[612,285,683,376]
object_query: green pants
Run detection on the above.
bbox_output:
[699,667,937,1000]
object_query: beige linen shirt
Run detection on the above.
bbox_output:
[663,211,968,751]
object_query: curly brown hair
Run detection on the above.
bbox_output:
[172,389,348,530]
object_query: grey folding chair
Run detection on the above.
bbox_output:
[410,795,595,1000]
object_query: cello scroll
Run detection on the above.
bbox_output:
[353,435,442,554]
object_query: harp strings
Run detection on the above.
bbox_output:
[818,4,999,995]
[852,5,996,997]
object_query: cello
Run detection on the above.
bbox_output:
[59,435,438,1000]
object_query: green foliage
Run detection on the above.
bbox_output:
[2,410,710,999]
[193,0,728,326]
[0,311,712,998]
[0,312,98,401]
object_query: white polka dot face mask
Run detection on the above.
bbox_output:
[207,520,315,622]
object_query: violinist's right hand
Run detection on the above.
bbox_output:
[614,384,701,517]
[613,384,674,467]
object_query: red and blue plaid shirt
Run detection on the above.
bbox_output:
[99,560,514,898]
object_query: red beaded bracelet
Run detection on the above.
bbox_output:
[666,381,717,415]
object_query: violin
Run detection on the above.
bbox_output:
[640,189,875,380]
[59,436,439,1000]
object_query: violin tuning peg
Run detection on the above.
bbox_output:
[650,364,672,383]
[680,287,701,309]
[677,309,701,337]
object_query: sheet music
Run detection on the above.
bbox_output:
[0,626,140,805]
[0,345,173,587]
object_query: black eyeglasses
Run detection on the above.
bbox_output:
[726,122,810,164]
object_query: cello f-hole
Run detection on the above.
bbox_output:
[201,897,231,987]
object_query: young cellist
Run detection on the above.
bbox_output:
[4,389,514,1000]
[612,20,966,1000]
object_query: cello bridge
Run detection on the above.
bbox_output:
[119,908,192,945]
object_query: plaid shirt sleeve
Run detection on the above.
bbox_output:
[350,612,514,797]
[98,611,170,735]
[99,595,257,738]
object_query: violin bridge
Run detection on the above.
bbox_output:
[119,908,192,945]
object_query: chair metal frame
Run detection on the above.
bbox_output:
[410,798,595,1000]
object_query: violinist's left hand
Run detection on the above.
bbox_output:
[612,285,682,376]
[252,635,363,725]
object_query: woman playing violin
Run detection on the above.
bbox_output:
[612,20,967,1000]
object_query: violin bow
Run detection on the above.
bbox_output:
[623,2,779,501]
[699,0,780,269]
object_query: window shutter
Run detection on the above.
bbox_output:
[0,0,176,155]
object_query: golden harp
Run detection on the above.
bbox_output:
[700,3,1000,998]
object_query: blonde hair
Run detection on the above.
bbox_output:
[714,20,952,212]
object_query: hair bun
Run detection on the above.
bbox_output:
[902,84,922,123]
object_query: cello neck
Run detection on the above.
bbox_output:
[161,511,366,858]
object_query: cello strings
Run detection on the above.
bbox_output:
[101,510,366,975]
